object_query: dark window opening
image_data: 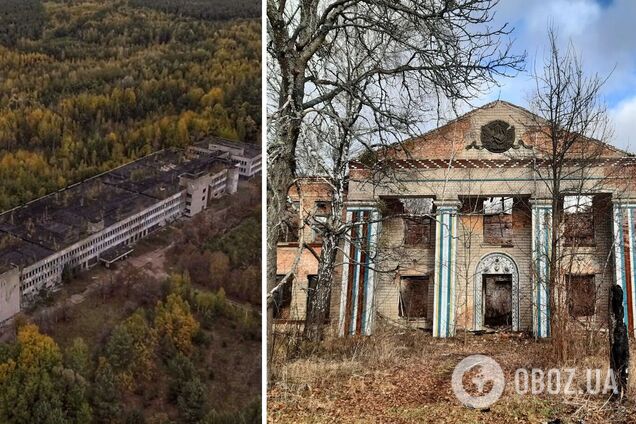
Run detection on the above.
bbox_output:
[315,201,330,214]
[399,276,429,319]
[483,274,512,328]
[311,201,331,244]
[273,274,293,320]
[383,198,405,216]
[567,274,596,317]
[306,274,330,323]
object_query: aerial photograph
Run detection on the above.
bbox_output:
[0,0,262,423]
[266,0,636,423]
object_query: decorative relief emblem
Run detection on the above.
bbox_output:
[480,120,515,153]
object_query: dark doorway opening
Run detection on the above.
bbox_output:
[483,274,512,328]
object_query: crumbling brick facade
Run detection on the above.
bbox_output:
[277,101,636,339]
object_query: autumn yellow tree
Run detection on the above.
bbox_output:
[154,294,200,355]
[0,324,92,423]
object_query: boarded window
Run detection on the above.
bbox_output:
[404,218,433,246]
[306,275,330,322]
[273,274,293,320]
[563,195,594,245]
[567,274,596,317]
[483,197,513,245]
[399,276,429,319]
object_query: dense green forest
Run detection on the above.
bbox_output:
[0,0,261,211]
[0,276,261,423]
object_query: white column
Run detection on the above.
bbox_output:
[432,200,460,338]
[531,199,551,339]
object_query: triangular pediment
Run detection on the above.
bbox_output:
[385,100,629,162]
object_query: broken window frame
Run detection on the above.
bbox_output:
[483,197,514,246]
[310,201,331,244]
[566,274,596,317]
[311,215,328,244]
[398,275,429,320]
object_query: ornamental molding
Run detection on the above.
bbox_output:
[473,252,520,331]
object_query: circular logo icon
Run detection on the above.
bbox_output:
[452,354,505,409]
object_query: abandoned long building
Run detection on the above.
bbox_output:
[276,101,636,339]
[0,140,260,324]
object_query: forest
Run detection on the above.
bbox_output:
[0,180,263,423]
[0,275,261,423]
[0,0,261,211]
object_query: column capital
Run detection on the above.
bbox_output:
[433,199,462,210]
[344,201,380,211]
[529,198,552,207]
[611,197,636,207]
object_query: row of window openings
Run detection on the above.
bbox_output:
[273,271,597,323]
[280,196,595,246]
[396,274,596,321]
[23,204,181,279]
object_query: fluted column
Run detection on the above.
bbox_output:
[338,206,381,336]
[612,199,636,334]
[531,199,552,338]
[432,200,460,338]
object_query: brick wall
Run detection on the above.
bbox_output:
[279,101,634,336]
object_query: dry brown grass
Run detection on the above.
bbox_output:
[269,325,636,423]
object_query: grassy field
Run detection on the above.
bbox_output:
[268,326,636,423]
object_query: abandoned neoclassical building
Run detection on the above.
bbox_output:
[276,100,636,339]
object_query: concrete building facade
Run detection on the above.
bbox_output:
[190,137,262,178]
[276,101,636,339]
[0,148,239,324]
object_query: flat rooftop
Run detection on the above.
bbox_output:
[0,148,230,272]
[204,136,261,159]
[0,232,53,274]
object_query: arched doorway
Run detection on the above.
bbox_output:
[474,253,520,331]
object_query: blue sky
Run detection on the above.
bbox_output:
[476,0,636,151]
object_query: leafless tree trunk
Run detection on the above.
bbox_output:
[530,26,614,362]
[267,0,524,350]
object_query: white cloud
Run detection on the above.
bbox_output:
[526,0,601,37]
[471,0,636,152]
[610,96,636,152]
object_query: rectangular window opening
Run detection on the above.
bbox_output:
[563,195,594,246]
[483,197,513,245]
[399,276,429,319]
